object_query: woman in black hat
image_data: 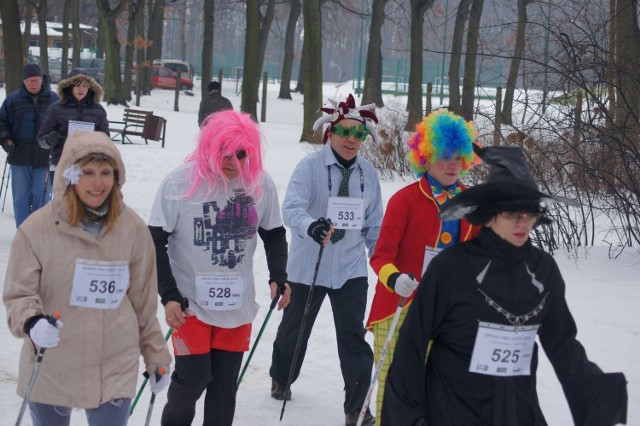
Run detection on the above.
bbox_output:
[381,145,627,426]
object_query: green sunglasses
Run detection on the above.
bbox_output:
[331,123,370,141]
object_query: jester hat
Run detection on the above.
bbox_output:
[407,110,479,178]
[312,94,380,144]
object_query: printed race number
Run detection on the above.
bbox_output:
[89,280,117,294]
[327,197,364,230]
[71,259,129,310]
[195,274,244,311]
[490,348,521,363]
[469,322,538,376]
[337,211,355,221]
[209,287,232,298]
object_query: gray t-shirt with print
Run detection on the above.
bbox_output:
[149,163,283,328]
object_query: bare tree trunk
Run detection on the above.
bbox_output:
[72,0,81,67]
[125,0,145,101]
[295,52,304,93]
[615,0,640,135]
[1,0,24,93]
[241,0,276,119]
[201,0,215,100]
[180,1,187,61]
[362,0,389,107]
[135,0,146,96]
[301,0,322,143]
[278,0,301,100]
[460,0,483,121]
[97,0,128,105]
[606,0,616,128]
[145,0,165,92]
[501,0,528,126]
[406,0,434,130]
[61,0,71,78]
[22,3,34,60]
[448,0,472,114]
[241,0,261,118]
[37,0,50,76]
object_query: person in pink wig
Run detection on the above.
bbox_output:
[148,110,291,425]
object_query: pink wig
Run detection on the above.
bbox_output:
[183,110,264,201]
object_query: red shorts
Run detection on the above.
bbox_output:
[170,316,252,356]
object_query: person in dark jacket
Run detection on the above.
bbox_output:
[382,145,627,426]
[37,69,109,182]
[198,81,233,127]
[0,63,59,227]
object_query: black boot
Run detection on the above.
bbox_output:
[345,408,375,426]
[270,378,292,401]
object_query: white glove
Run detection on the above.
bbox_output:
[29,318,63,348]
[149,369,171,394]
[394,274,419,298]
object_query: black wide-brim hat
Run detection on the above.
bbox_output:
[439,145,578,224]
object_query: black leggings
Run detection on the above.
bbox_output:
[161,349,243,426]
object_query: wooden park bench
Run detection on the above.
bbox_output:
[109,108,167,148]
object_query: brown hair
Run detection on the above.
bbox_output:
[64,154,123,233]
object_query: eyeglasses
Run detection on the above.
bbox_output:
[499,211,542,222]
[224,150,247,160]
[331,123,370,141]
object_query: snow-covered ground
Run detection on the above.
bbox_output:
[0,79,637,425]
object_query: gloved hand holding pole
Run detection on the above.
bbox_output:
[145,368,169,426]
[15,311,61,426]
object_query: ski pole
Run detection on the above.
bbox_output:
[280,244,325,421]
[15,311,61,426]
[2,168,10,212]
[356,295,408,426]
[237,283,285,389]
[130,328,172,415]
[144,368,166,426]
[40,169,50,208]
[0,159,7,200]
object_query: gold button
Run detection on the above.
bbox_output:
[440,232,452,245]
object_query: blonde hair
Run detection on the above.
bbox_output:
[64,154,123,233]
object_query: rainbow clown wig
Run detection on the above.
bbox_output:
[407,110,479,178]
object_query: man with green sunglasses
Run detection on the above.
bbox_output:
[270,94,383,426]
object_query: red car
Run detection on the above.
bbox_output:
[151,65,193,90]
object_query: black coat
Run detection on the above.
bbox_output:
[382,228,627,426]
[37,74,109,166]
[198,91,233,126]
[0,77,58,167]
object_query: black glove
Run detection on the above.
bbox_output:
[307,217,331,244]
[47,131,60,148]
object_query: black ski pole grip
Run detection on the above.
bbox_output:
[180,298,189,312]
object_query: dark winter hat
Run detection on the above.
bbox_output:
[22,63,43,80]
[439,145,577,224]
[68,67,90,78]
[208,81,221,92]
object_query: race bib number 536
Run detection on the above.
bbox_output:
[70,259,129,310]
